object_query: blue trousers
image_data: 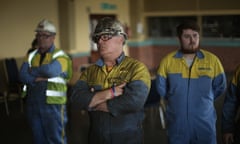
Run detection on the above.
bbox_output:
[26,103,67,144]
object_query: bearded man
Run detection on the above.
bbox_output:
[155,20,227,144]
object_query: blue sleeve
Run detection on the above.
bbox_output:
[30,60,64,78]
[155,74,167,98]
[213,73,227,99]
[19,62,36,85]
[70,80,95,110]
[222,83,239,133]
[107,80,149,117]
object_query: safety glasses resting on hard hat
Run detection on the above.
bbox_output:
[92,28,126,43]
[92,33,117,43]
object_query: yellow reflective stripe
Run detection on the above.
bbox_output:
[48,77,66,84]
[46,96,66,104]
[46,90,66,97]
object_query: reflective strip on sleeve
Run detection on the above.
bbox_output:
[48,77,66,84]
[23,85,27,92]
[46,90,66,97]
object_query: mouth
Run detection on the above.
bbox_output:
[98,45,106,50]
[189,44,195,48]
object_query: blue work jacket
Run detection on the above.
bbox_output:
[156,49,226,143]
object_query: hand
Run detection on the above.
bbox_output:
[223,133,234,144]
[35,77,47,82]
[89,82,126,108]
[112,82,126,97]
[94,102,109,112]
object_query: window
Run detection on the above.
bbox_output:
[202,15,240,38]
[147,15,240,38]
[147,16,197,38]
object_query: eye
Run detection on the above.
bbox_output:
[36,34,52,39]
[192,34,199,38]
[183,34,191,39]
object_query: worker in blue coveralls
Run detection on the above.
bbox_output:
[70,17,151,144]
[19,19,72,144]
[155,20,227,144]
[222,65,240,144]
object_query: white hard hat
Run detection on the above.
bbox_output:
[35,19,56,34]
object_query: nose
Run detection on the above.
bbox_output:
[190,36,194,42]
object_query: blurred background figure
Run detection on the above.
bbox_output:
[155,20,227,144]
[19,19,72,144]
[222,64,240,144]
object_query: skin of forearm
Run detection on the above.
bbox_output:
[94,102,109,112]
[88,83,126,109]
[89,89,112,108]
[35,77,48,82]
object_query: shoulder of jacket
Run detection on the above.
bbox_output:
[200,49,218,60]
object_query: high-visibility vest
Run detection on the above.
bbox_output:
[22,49,71,104]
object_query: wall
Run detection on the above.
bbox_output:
[0,0,60,89]
[128,43,240,74]
[0,0,130,85]
[0,0,130,58]
[0,0,59,59]
[68,0,130,55]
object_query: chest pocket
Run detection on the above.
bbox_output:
[109,68,131,86]
[196,63,214,78]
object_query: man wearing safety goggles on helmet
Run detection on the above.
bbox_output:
[71,17,151,144]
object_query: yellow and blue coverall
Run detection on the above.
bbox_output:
[19,45,72,144]
[71,53,151,144]
[222,64,240,143]
[156,49,226,144]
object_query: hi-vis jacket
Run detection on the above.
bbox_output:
[71,53,151,144]
[156,49,226,143]
[19,46,72,104]
[222,64,240,134]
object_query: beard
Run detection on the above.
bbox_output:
[180,44,200,54]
